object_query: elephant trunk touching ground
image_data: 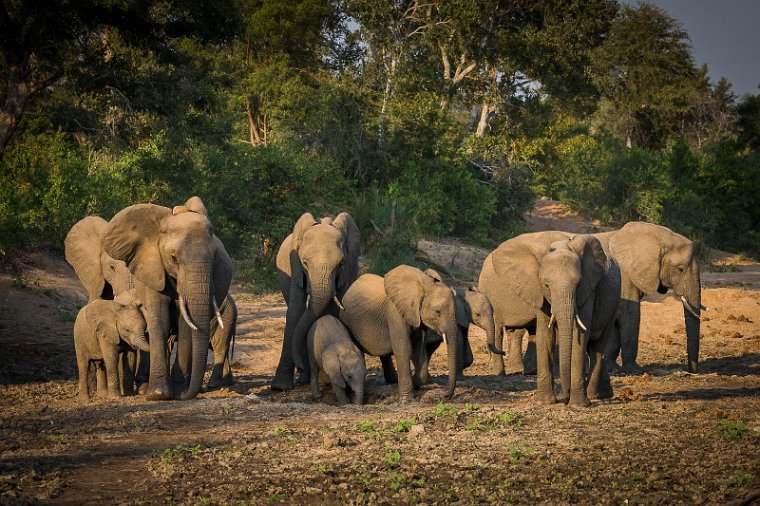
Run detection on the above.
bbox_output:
[443,319,459,398]
[679,263,702,373]
[292,264,337,370]
[176,264,213,400]
[553,287,577,403]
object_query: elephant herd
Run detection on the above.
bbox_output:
[64,198,704,408]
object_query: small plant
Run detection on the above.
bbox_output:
[310,464,331,474]
[498,411,524,426]
[506,441,534,462]
[465,418,500,432]
[355,420,382,437]
[159,444,202,464]
[392,418,416,432]
[221,402,239,416]
[434,402,458,417]
[718,418,754,440]
[268,492,287,502]
[728,470,754,487]
[389,472,404,491]
[463,403,480,412]
[273,426,289,437]
[385,450,402,464]
[48,434,67,445]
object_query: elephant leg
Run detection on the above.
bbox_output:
[505,328,525,375]
[272,285,306,391]
[309,349,321,401]
[145,296,172,401]
[588,336,613,400]
[380,355,398,385]
[121,350,136,396]
[420,333,439,385]
[411,329,425,389]
[490,324,506,376]
[101,344,121,400]
[535,313,556,405]
[333,384,350,406]
[171,318,193,388]
[76,356,90,402]
[522,330,537,375]
[603,322,621,374]
[568,327,591,408]
[95,361,107,398]
[618,283,644,374]
[462,333,474,370]
[135,350,150,395]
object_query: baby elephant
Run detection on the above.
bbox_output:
[308,315,366,405]
[74,299,150,401]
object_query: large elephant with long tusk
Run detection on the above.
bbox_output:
[595,221,705,374]
[271,212,360,391]
[102,196,232,401]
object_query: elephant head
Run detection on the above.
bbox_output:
[86,299,150,353]
[322,347,366,405]
[385,265,459,397]
[65,216,133,301]
[288,212,360,369]
[493,232,607,402]
[103,197,232,400]
[610,221,702,372]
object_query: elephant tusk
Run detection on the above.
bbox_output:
[178,295,199,331]
[213,298,224,330]
[681,296,701,319]
[575,314,588,332]
[547,313,555,329]
[700,303,709,311]
[333,295,345,311]
[442,332,448,345]
[306,294,311,309]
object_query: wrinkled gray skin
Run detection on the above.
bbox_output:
[103,197,232,401]
[207,294,237,389]
[74,299,149,401]
[595,222,702,374]
[422,269,502,381]
[308,315,366,405]
[273,212,360,391]
[339,265,459,401]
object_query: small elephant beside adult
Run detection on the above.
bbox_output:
[272,212,360,391]
[339,264,461,401]
[595,222,704,374]
[422,269,502,381]
[102,196,233,400]
[308,315,366,405]
[74,297,150,401]
[479,231,619,406]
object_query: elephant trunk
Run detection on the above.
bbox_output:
[177,265,212,400]
[681,267,701,373]
[132,332,150,353]
[444,320,458,398]
[554,289,576,400]
[292,265,336,370]
[483,315,503,356]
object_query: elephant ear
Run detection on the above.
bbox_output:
[609,221,662,294]
[212,236,233,306]
[454,292,471,328]
[492,239,543,309]
[290,212,318,289]
[333,212,360,291]
[424,268,444,283]
[103,204,171,293]
[65,216,109,300]
[184,196,208,216]
[322,353,346,389]
[86,300,121,347]
[569,234,608,308]
[384,265,424,328]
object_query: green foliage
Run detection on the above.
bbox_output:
[505,441,535,462]
[384,450,401,465]
[718,419,754,440]
[728,470,754,488]
[391,418,416,433]
[388,471,404,491]
[433,402,458,417]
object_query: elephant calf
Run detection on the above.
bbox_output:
[307,315,366,405]
[73,299,150,401]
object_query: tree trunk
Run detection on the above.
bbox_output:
[246,99,262,146]
[475,100,492,137]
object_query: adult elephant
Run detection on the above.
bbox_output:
[103,196,232,400]
[422,269,501,381]
[339,265,459,400]
[272,212,360,391]
[65,216,133,301]
[596,221,703,373]
[481,232,613,406]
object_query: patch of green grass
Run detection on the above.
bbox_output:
[385,450,401,465]
[463,403,480,412]
[48,434,67,445]
[498,410,524,426]
[506,441,535,462]
[392,418,416,432]
[221,402,239,416]
[355,420,382,437]
[389,471,405,491]
[273,426,288,437]
[159,444,202,464]
[433,402,458,416]
[718,418,754,440]
[310,464,331,474]
[728,470,754,487]
[267,492,287,502]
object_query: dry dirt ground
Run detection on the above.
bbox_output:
[1,201,759,505]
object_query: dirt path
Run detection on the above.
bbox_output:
[1,207,759,504]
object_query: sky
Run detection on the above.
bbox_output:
[631,0,760,97]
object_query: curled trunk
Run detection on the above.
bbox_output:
[133,333,150,353]
[177,267,212,400]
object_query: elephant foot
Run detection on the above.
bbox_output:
[490,357,506,376]
[535,391,557,405]
[589,384,614,401]
[145,381,172,401]
[412,376,422,390]
[271,368,295,391]
[619,362,645,375]
[456,372,465,382]
[137,382,149,395]
[556,392,570,405]
[295,370,310,387]
[568,393,592,408]
[505,360,524,375]
[207,374,234,390]
[77,392,90,403]
[398,394,414,404]
[603,359,620,375]
[108,391,122,400]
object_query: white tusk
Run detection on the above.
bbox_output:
[700,303,709,311]
[681,296,700,319]
[575,314,588,331]
[306,294,311,309]
[213,298,224,329]
[548,313,555,329]
[333,295,345,311]
[442,332,448,345]
[178,295,199,331]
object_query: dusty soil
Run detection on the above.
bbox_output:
[1,201,759,505]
